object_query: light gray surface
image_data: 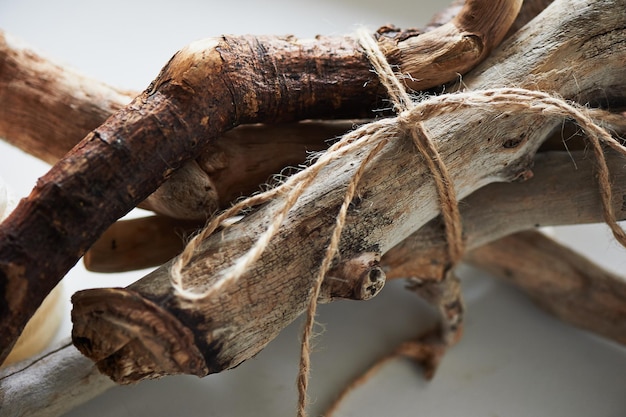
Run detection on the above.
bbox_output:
[1,1,625,416]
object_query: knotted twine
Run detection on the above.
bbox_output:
[169,28,626,417]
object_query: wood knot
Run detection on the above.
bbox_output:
[319,252,386,303]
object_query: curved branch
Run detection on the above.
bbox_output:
[71,0,626,383]
[381,0,523,90]
[0,0,523,362]
[83,148,626,274]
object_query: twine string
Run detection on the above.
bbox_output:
[357,26,465,265]
[167,30,626,417]
[357,28,414,112]
[170,89,626,301]
[299,29,466,416]
[296,138,388,417]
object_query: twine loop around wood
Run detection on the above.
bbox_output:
[358,28,465,266]
[168,29,626,417]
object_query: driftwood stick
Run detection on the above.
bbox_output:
[0,33,132,165]
[84,148,626,274]
[0,0,552,222]
[382,149,626,280]
[0,29,347,220]
[0,0,524,362]
[70,0,626,384]
[7,233,626,417]
[466,231,626,345]
[0,339,114,417]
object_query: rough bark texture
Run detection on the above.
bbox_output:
[0,0,525,363]
[0,33,132,164]
[0,32,340,219]
[84,149,626,274]
[0,0,547,225]
[8,225,626,417]
[70,0,626,383]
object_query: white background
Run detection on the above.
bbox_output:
[1,1,626,416]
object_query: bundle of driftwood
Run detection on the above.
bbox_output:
[1,0,626,415]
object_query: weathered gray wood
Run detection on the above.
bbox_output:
[71,0,626,384]
[383,149,626,280]
[0,340,114,417]
[6,147,626,417]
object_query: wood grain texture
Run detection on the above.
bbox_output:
[71,0,626,383]
[0,0,523,363]
[0,33,132,164]
[0,340,114,417]
[383,150,626,280]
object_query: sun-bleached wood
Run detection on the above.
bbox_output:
[0,340,114,417]
[71,0,626,383]
[6,149,626,417]
[0,0,527,364]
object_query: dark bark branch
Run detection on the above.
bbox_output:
[0,0,523,362]
[84,149,626,275]
[70,0,626,383]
